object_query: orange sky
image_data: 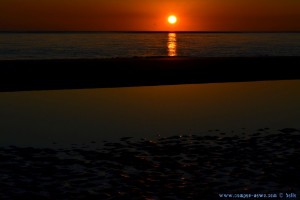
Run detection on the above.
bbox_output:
[0,0,300,31]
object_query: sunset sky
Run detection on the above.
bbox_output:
[1,0,300,31]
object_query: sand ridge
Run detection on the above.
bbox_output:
[1,56,300,92]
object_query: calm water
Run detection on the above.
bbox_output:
[0,32,300,59]
[0,80,299,147]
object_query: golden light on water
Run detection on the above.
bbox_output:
[167,33,177,57]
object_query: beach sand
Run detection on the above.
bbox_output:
[0,128,299,199]
[1,56,300,92]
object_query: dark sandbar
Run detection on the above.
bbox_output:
[1,56,300,92]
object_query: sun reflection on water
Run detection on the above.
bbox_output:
[167,33,177,57]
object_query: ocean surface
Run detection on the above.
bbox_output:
[1,80,300,147]
[1,32,300,198]
[0,32,300,59]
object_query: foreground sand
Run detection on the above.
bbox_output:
[1,56,300,92]
[0,128,299,199]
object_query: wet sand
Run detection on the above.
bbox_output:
[1,56,300,92]
[0,128,299,199]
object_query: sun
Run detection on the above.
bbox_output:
[168,15,177,24]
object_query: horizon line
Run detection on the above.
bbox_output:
[1,30,300,34]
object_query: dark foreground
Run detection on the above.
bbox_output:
[1,56,300,92]
[0,128,299,199]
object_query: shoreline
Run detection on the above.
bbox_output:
[1,56,300,92]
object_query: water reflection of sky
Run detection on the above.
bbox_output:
[1,33,300,59]
[167,33,177,56]
[0,80,300,147]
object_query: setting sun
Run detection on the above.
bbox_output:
[168,15,177,24]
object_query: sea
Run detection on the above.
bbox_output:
[0,32,300,59]
[0,32,300,147]
[1,32,300,199]
[1,32,300,198]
